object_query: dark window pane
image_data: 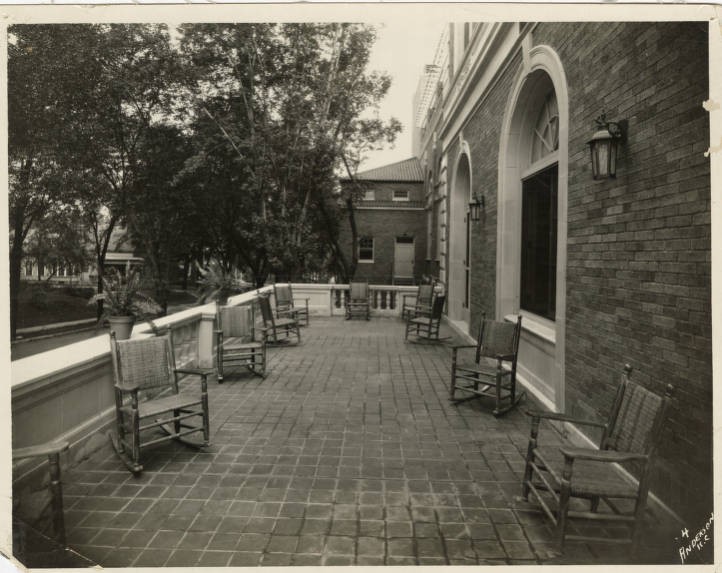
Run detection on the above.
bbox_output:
[521,165,558,320]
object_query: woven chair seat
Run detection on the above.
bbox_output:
[533,446,639,498]
[272,317,298,328]
[222,337,263,351]
[120,393,203,419]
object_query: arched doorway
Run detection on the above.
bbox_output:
[448,151,472,327]
[497,45,569,411]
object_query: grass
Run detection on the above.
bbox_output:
[17,283,202,329]
[17,283,97,329]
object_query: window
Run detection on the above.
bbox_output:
[358,237,374,262]
[530,91,559,164]
[362,189,375,201]
[24,260,33,277]
[521,164,558,320]
[393,189,409,201]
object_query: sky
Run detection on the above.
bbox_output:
[359,20,445,172]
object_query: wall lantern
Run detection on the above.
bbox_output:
[468,192,484,222]
[587,112,627,180]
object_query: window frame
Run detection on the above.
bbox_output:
[520,164,558,322]
[358,236,374,263]
[392,189,410,202]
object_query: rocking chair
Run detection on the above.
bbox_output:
[405,294,446,342]
[258,293,301,344]
[401,281,436,320]
[216,303,266,381]
[521,364,674,553]
[273,283,309,326]
[345,281,371,320]
[449,314,523,416]
[109,332,210,474]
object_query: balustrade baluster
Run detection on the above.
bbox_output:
[380,290,387,310]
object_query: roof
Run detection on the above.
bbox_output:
[342,157,424,183]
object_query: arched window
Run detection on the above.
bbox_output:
[520,79,559,321]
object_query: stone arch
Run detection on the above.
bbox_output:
[448,143,473,325]
[496,44,569,411]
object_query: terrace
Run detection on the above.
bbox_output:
[11,285,680,567]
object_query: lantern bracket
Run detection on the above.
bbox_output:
[594,113,627,142]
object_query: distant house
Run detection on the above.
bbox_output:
[21,224,143,286]
[339,157,427,285]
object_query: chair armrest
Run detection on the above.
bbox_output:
[494,353,515,361]
[115,382,140,392]
[525,410,608,429]
[560,447,648,464]
[14,441,70,461]
[174,368,213,377]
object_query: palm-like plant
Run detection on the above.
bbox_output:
[89,265,161,318]
[196,259,237,304]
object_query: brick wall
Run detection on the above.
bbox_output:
[435,22,710,522]
[536,21,711,521]
[339,181,428,283]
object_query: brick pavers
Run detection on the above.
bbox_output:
[57,317,680,566]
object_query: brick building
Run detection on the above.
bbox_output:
[413,22,711,527]
[339,158,428,284]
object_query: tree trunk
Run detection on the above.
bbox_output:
[9,227,24,340]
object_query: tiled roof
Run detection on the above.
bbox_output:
[342,157,424,182]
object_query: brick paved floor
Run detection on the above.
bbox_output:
[52,317,680,567]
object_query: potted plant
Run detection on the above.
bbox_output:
[196,259,238,305]
[89,265,161,340]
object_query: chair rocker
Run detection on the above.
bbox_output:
[216,303,266,382]
[401,281,436,320]
[449,314,523,416]
[258,294,301,344]
[405,294,446,342]
[521,364,674,553]
[274,283,309,326]
[109,331,210,475]
[346,281,371,320]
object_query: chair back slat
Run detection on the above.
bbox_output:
[220,305,254,339]
[114,336,173,392]
[430,294,445,320]
[607,380,666,455]
[477,314,522,363]
[350,282,368,301]
[417,283,434,307]
[274,284,293,308]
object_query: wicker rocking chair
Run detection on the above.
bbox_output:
[109,332,210,474]
[273,283,309,326]
[401,281,436,320]
[405,294,446,342]
[345,281,371,320]
[521,365,674,553]
[258,293,301,344]
[216,303,266,381]
[449,314,523,416]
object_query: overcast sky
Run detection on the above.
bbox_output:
[359,20,445,172]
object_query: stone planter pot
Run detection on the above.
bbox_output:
[108,316,135,340]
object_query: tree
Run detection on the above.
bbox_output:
[178,23,401,284]
[8,25,96,337]
[125,124,195,314]
[58,24,184,319]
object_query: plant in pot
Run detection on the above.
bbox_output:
[196,259,238,305]
[89,265,161,340]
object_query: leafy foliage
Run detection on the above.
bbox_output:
[89,265,161,318]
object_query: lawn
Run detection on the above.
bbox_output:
[17,283,97,329]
